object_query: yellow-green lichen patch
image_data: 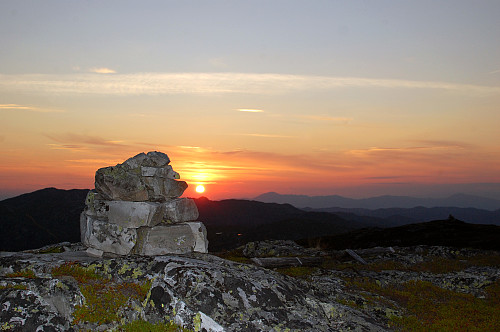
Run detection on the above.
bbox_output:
[193,312,201,332]
[117,263,143,280]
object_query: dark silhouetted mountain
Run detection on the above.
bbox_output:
[255,192,500,210]
[0,187,89,251]
[304,206,500,226]
[4,188,498,253]
[194,198,369,251]
[297,217,500,251]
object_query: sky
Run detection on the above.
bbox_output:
[1,0,500,201]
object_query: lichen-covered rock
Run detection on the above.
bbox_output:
[101,201,164,228]
[81,215,137,255]
[133,222,208,255]
[94,152,187,202]
[0,249,387,331]
[162,198,199,224]
[243,240,323,258]
[1,244,498,331]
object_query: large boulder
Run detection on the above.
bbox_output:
[94,152,187,202]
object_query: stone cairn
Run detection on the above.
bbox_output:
[80,151,208,257]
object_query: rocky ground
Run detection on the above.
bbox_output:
[1,241,499,331]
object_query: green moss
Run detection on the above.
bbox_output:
[51,261,102,283]
[0,284,28,290]
[336,298,363,309]
[72,279,152,325]
[328,253,500,274]
[50,261,152,326]
[216,249,251,264]
[275,266,318,278]
[38,245,66,254]
[345,277,500,331]
[117,319,193,331]
[5,269,37,279]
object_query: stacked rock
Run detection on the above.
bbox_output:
[80,151,208,257]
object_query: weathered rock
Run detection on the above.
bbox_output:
[95,165,149,201]
[141,165,179,179]
[188,222,209,253]
[2,244,498,331]
[142,177,188,201]
[163,198,199,223]
[83,190,108,219]
[104,201,164,228]
[133,222,208,255]
[94,151,186,202]
[0,250,387,331]
[81,215,137,255]
[242,240,323,258]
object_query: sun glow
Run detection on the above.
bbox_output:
[195,185,205,193]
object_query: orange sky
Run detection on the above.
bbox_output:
[1,2,500,200]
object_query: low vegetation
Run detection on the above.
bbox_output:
[49,261,191,331]
[5,269,37,279]
[117,320,193,332]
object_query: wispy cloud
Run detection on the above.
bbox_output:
[48,144,87,151]
[240,133,294,138]
[489,69,500,74]
[298,115,352,124]
[0,104,64,113]
[89,67,116,74]
[236,109,264,113]
[45,133,128,149]
[2,73,499,96]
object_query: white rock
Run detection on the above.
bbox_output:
[81,215,137,255]
[105,201,164,228]
[187,222,209,253]
[163,198,199,223]
[86,247,104,257]
[134,223,208,255]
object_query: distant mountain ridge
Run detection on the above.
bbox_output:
[254,192,500,210]
[2,188,499,253]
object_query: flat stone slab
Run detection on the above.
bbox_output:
[163,198,199,223]
[84,198,199,226]
[105,201,164,228]
[134,222,208,255]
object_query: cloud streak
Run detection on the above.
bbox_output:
[1,73,499,96]
[236,109,264,113]
[90,67,117,74]
[0,104,64,113]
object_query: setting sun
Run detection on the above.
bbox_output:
[195,185,205,193]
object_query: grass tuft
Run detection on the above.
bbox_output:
[117,319,193,332]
